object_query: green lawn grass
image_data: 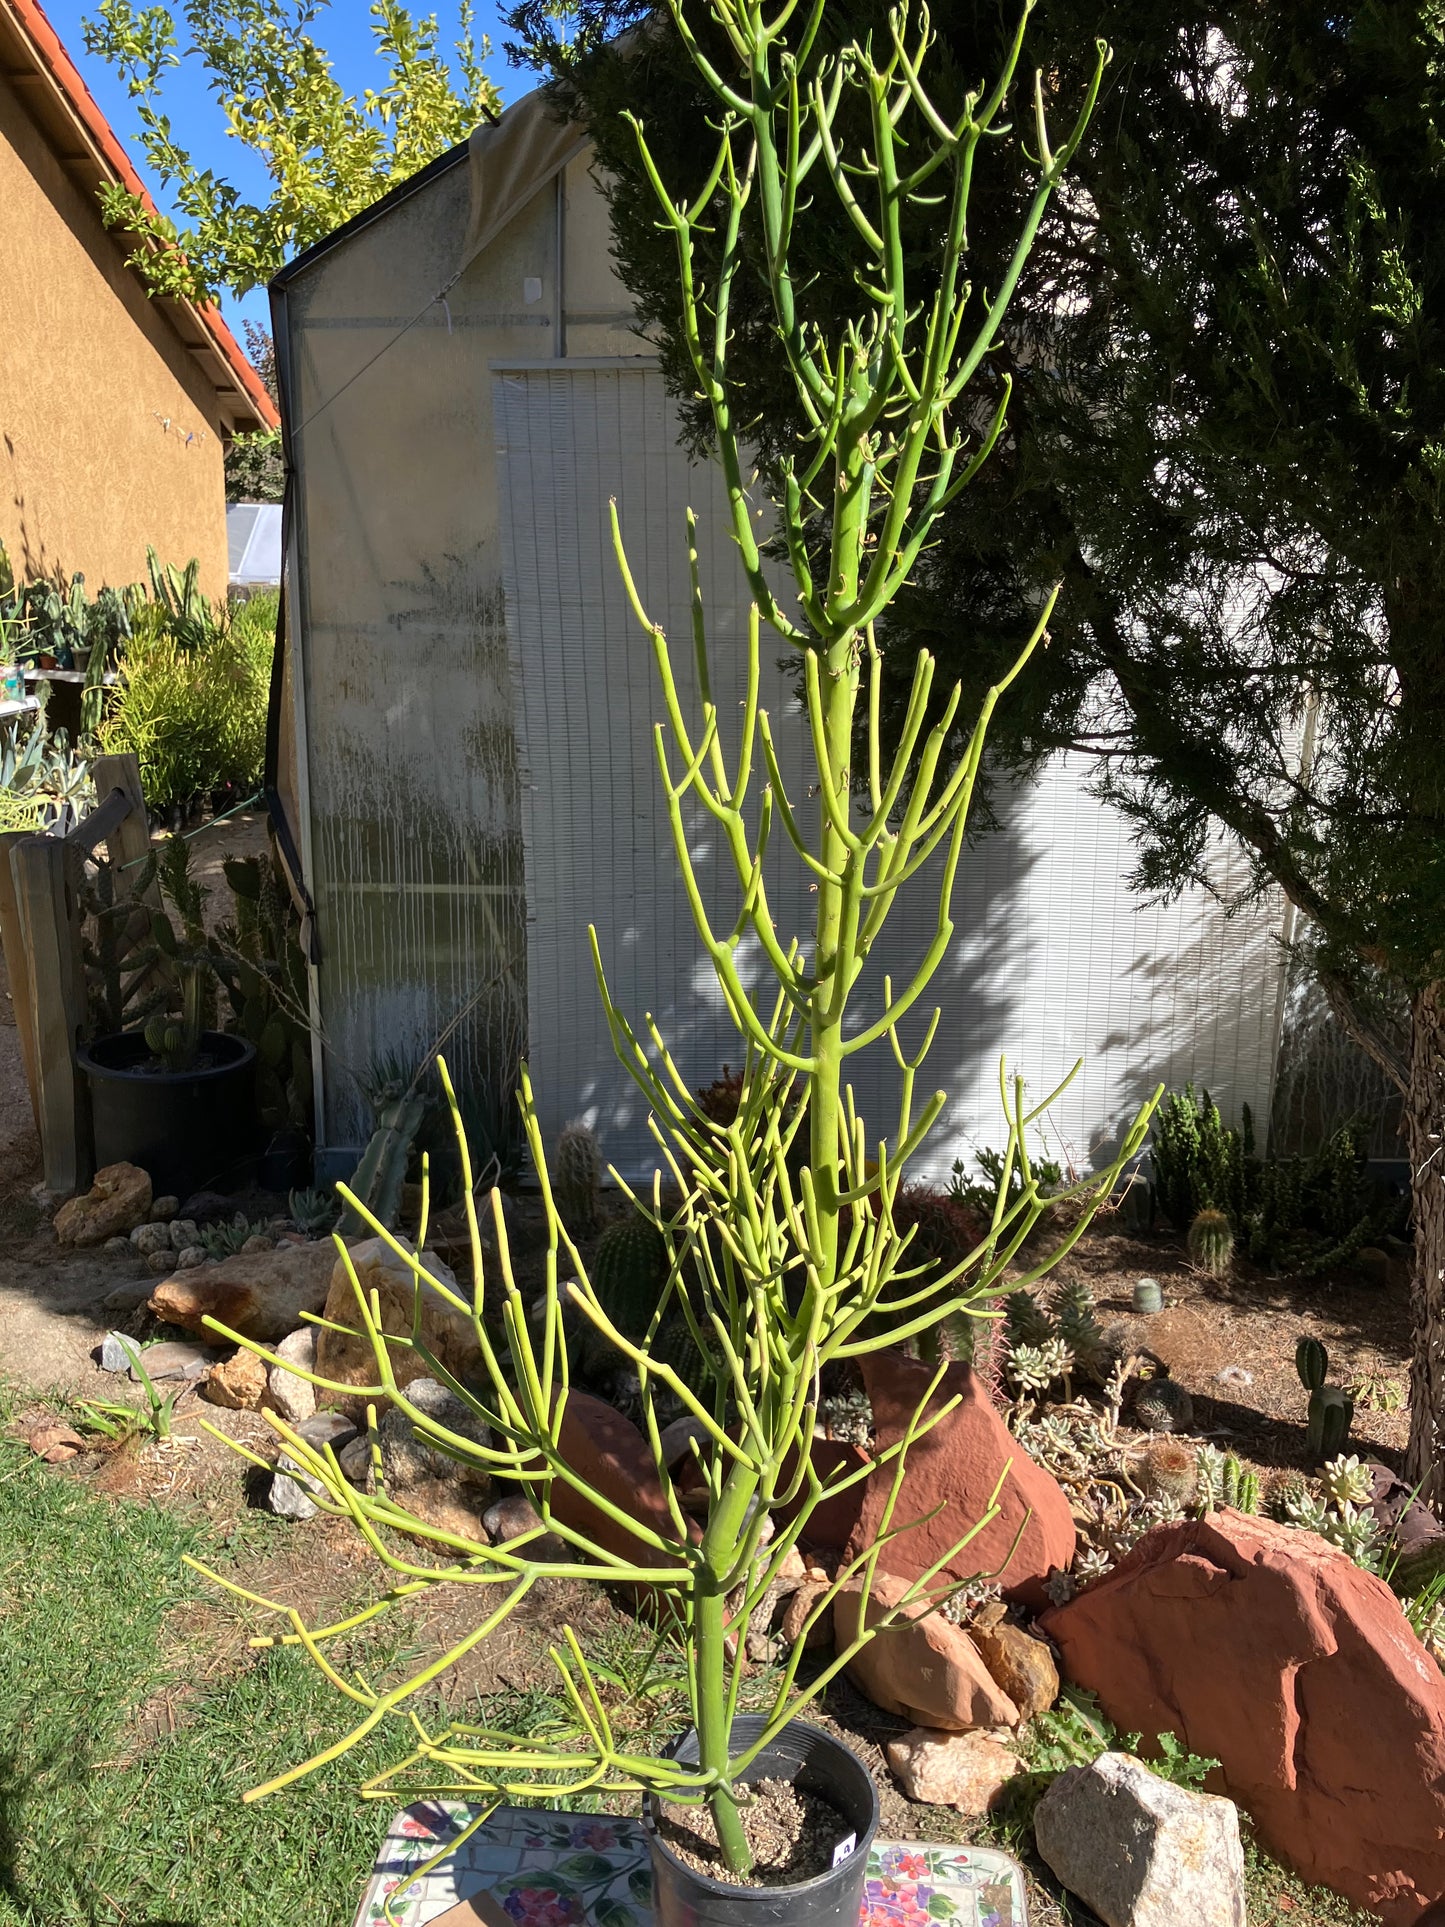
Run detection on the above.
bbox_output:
[0,1427,397,1927]
[0,1406,1386,1927]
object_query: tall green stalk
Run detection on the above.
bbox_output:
[192,0,1157,1883]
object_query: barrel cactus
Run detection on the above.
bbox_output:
[554,1120,602,1233]
[591,1211,670,1345]
[1296,1335,1329,1391]
[1133,1374,1195,1434]
[1142,1436,1199,1505]
[1187,1206,1235,1275]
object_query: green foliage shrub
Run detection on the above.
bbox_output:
[101,592,275,810]
[1152,1084,1398,1277]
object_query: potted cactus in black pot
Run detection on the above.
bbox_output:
[77,838,258,1197]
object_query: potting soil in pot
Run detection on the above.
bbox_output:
[354,1805,1029,1927]
[657,1778,847,1886]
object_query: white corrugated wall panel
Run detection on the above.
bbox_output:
[496,365,1286,1181]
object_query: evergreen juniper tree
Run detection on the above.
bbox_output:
[510,0,1445,1502]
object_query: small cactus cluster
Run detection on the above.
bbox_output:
[554,1120,602,1233]
[1296,1334,1354,1460]
[1193,1443,1260,1514]
[1187,1205,1235,1275]
[1003,1278,1115,1393]
[1132,1374,1194,1433]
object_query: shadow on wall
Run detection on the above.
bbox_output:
[1101,867,1287,1164]
[582,759,1038,1188]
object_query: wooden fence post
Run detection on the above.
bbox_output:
[11,835,91,1195]
[0,830,40,1135]
[90,753,153,894]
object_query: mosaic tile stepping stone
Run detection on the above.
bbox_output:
[354,1804,1028,1927]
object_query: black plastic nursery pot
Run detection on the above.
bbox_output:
[643,1716,880,1927]
[77,1030,259,1199]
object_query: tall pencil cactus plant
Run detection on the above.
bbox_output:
[196,0,1155,1878]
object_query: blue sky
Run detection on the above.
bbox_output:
[39,0,533,341]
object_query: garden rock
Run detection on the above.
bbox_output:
[99,1330,141,1372]
[886,1727,1022,1814]
[295,1411,358,1452]
[175,1245,207,1270]
[149,1241,339,1342]
[971,1616,1060,1720]
[337,1435,372,1484]
[400,1480,486,1545]
[104,1235,130,1253]
[1042,1509,1445,1921]
[146,1251,176,1274]
[268,1327,317,1424]
[268,1469,319,1520]
[150,1195,179,1222]
[833,1571,1019,1730]
[130,1221,172,1256]
[54,1163,152,1245]
[377,1378,489,1490]
[551,1389,681,1570]
[203,1349,268,1410]
[101,1280,152,1313]
[1033,1751,1245,1927]
[27,1420,85,1462]
[482,1494,564,1559]
[313,1239,479,1412]
[240,1233,273,1255]
[179,1190,231,1222]
[780,1580,833,1649]
[845,1353,1075,1609]
[129,1339,213,1381]
[168,1219,200,1251]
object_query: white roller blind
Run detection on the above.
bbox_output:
[495,365,1288,1182]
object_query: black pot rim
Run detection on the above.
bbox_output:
[78,1029,257,1088]
[642,1716,879,1899]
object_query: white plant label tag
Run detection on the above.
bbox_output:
[831,1834,857,1868]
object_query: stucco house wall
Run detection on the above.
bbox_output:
[0,0,274,601]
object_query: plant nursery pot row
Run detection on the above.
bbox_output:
[642,1718,879,1927]
[77,1029,260,1199]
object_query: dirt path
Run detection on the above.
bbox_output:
[0,809,274,1394]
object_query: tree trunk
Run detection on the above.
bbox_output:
[1405,982,1445,1508]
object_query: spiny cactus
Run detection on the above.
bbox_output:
[1133,1375,1195,1434]
[1187,1206,1235,1275]
[1296,1335,1329,1392]
[1142,1436,1199,1505]
[1222,1451,1260,1514]
[1267,1469,1308,1522]
[1120,1173,1155,1234]
[591,1212,671,1347]
[554,1120,602,1233]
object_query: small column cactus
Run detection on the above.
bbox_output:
[554,1120,603,1233]
[1187,1205,1235,1275]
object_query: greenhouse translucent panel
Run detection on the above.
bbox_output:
[495,364,1290,1183]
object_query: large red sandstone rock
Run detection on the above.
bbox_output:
[844,1354,1075,1609]
[834,1571,1019,1730]
[551,1389,684,1573]
[1042,1509,1445,1922]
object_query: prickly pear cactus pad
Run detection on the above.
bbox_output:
[354,1807,1029,1927]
